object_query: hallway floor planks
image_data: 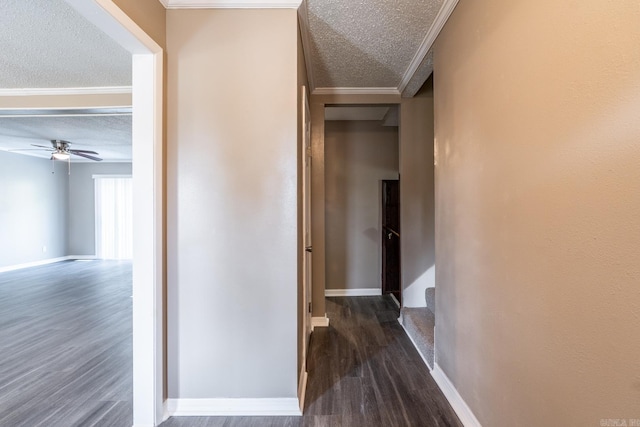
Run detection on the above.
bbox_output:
[0,260,460,426]
[0,260,133,427]
[162,296,461,427]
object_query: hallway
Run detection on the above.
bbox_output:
[162,296,461,427]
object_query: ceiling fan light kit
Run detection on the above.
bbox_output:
[52,151,70,160]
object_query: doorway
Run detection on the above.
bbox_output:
[382,179,401,305]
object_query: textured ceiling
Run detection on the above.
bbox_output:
[303,0,444,91]
[0,114,132,162]
[0,0,132,161]
[0,0,131,88]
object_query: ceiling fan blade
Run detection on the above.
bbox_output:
[69,149,99,155]
[9,148,52,152]
[71,151,102,161]
[31,144,54,150]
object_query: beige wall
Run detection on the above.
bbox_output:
[400,80,435,307]
[112,0,166,48]
[325,121,399,291]
[434,1,640,425]
[166,9,298,398]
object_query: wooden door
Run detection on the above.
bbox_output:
[382,180,401,305]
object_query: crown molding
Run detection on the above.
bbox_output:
[0,86,132,97]
[162,0,302,8]
[398,0,459,94]
[312,87,400,96]
[297,0,315,92]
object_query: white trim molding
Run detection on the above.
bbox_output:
[0,255,98,273]
[431,364,482,427]
[398,0,459,93]
[0,86,132,97]
[166,398,303,416]
[312,87,400,96]
[311,315,330,330]
[297,370,308,413]
[325,288,382,297]
[163,0,302,8]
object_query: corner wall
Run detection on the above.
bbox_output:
[0,151,68,268]
[434,1,640,425]
[166,8,299,400]
[400,81,435,307]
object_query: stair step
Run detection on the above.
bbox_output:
[401,307,435,369]
[425,287,436,313]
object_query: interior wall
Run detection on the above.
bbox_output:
[167,9,298,399]
[399,81,435,307]
[434,1,640,425]
[0,151,68,268]
[67,162,132,256]
[325,120,399,291]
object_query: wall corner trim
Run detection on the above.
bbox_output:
[325,288,382,297]
[297,370,308,413]
[431,364,482,427]
[311,315,330,330]
[398,0,459,94]
[166,398,302,417]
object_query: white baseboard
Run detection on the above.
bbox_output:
[166,398,302,417]
[431,364,482,427]
[297,370,308,413]
[325,288,381,297]
[311,315,330,330]
[0,255,99,273]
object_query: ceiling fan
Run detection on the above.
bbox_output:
[31,140,103,162]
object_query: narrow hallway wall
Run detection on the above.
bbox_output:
[434,0,640,425]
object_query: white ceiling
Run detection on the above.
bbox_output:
[0,0,455,162]
[0,113,132,162]
[0,0,132,161]
[0,0,131,89]
[303,0,444,93]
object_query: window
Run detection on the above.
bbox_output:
[94,175,132,259]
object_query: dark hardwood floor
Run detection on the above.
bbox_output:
[1,261,460,427]
[0,260,133,427]
[161,296,461,427]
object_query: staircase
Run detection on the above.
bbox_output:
[401,287,435,369]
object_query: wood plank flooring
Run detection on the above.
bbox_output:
[0,260,133,427]
[161,296,461,427]
[1,261,460,427]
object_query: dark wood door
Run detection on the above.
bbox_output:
[382,180,401,304]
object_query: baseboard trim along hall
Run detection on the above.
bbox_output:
[0,255,97,273]
[325,288,382,297]
[166,398,303,417]
[431,364,482,427]
[311,316,330,330]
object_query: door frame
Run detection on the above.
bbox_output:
[63,1,165,425]
[299,86,312,410]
